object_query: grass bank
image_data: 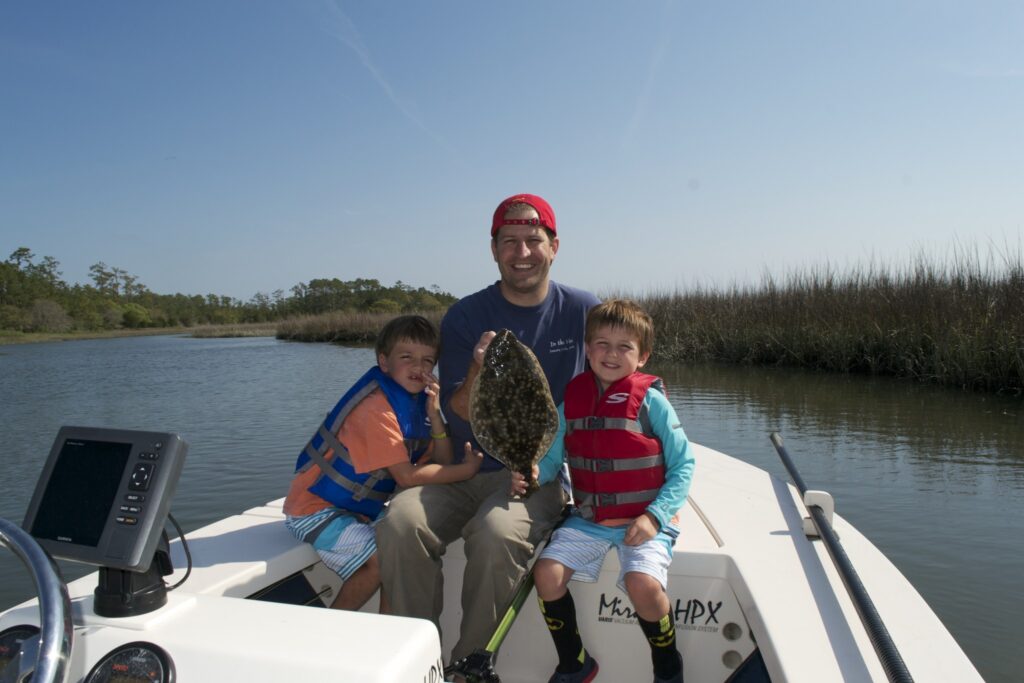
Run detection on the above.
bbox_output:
[0,326,188,345]
[189,323,278,338]
[0,323,278,345]
[276,250,1022,395]
[636,249,1023,394]
[276,311,444,344]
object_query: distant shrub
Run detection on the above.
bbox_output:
[29,299,73,332]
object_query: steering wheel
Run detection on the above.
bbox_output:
[0,518,72,683]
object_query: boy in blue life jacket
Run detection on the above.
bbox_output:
[512,300,695,683]
[284,315,483,611]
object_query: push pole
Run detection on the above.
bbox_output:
[769,432,913,683]
[444,571,538,682]
[446,506,571,682]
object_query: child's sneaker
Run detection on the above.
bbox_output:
[547,652,599,683]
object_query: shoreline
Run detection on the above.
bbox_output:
[0,323,277,346]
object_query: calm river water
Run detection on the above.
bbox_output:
[1,335,1021,681]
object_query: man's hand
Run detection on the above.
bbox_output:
[450,330,498,420]
[509,464,540,497]
[623,512,659,546]
[473,330,497,366]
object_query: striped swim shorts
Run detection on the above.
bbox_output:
[538,514,677,592]
[285,508,376,581]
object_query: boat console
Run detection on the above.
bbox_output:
[1,426,443,683]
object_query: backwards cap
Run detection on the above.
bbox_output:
[490,193,556,237]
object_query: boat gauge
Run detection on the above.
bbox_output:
[84,641,175,683]
[0,625,40,677]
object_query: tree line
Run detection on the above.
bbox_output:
[0,247,458,333]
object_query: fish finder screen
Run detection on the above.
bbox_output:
[29,438,132,547]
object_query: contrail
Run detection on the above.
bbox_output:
[317,0,464,162]
[623,0,679,151]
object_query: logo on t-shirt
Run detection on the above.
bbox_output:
[548,338,578,354]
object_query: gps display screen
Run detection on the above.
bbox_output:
[29,438,132,547]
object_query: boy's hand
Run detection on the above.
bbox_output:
[423,372,442,415]
[473,331,497,366]
[623,512,659,546]
[509,464,540,496]
[463,442,484,475]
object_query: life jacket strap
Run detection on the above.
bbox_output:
[302,440,390,503]
[573,487,661,514]
[566,416,644,435]
[353,468,388,502]
[568,454,664,473]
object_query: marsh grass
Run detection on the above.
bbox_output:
[190,323,278,338]
[248,248,1023,395]
[276,310,445,345]
[637,246,1024,394]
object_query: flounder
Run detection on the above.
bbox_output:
[469,329,559,496]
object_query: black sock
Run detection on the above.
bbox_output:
[638,614,682,679]
[539,592,587,673]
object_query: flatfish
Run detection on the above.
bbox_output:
[469,329,559,496]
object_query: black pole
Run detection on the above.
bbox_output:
[769,432,914,683]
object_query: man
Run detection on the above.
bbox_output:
[376,193,600,665]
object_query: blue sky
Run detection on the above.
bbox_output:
[2,1,1022,300]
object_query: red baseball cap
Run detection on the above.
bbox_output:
[490,193,556,236]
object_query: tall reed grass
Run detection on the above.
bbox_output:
[268,248,1022,394]
[275,310,445,345]
[637,246,1023,394]
[190,323,277,338]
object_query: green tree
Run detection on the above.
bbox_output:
[121,303,152,328]
[368,298,401,314]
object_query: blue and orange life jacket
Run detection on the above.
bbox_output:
[293,366,432,519]
[564,370,666,523]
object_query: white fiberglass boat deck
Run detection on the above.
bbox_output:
[1,442,982,682]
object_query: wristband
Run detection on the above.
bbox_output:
[431,432,448,440]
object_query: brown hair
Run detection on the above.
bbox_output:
[375,315,439,357]
[585,299,655,357]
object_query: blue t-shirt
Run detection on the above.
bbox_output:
[440,281,601,471]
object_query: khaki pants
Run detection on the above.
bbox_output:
[376,469,566,662]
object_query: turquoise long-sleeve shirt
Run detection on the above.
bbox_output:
[536,386,695,530]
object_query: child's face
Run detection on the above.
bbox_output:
[585,325,649,391]
[378,339,438,394]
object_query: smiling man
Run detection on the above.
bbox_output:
[376,193,600,667]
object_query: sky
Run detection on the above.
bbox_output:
[2,1,1022,301]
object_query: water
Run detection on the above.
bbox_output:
[1,336,1021,681]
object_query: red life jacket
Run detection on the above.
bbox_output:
[564,370,666,522]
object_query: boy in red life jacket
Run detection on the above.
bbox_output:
[283,315,482,612]
[512,300,695,683]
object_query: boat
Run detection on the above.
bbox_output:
[0,427,983,682]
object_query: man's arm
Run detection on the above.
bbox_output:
[446,330,496,420]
